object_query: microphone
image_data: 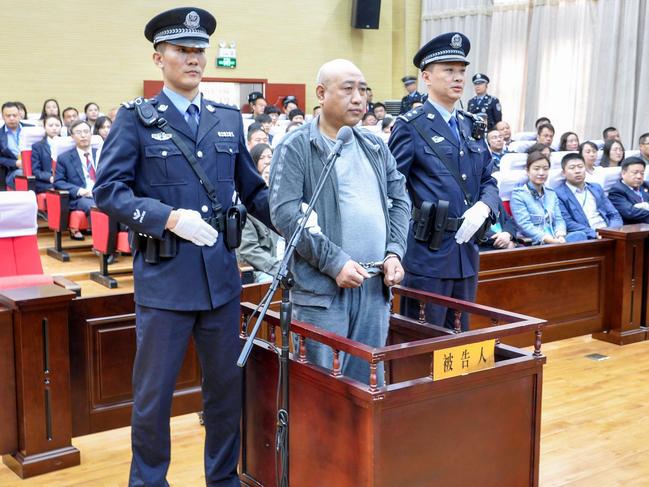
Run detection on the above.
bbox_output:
[326,126,354,162]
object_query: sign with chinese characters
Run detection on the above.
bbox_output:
[432,339,496,381]
[216,41,237,69]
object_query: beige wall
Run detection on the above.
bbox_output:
[0,0,420,116]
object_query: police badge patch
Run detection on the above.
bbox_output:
[184,11,200,29]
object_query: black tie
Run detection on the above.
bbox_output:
[186,104,199,137]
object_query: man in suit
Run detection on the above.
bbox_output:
[555,153,623,238]
[54,119,98,240]
[467,73,502,130]
[608,157,649,224]
[486,128,505,172]
[0,102,25,189]
[389,32,499,330]
[93,8,271,486]
[399,75,424,114]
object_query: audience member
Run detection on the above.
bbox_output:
[555,153,622,239]
[510,151,586,244]
[94,116,112,140]
[372,102,387,120]
[237,143,282,283]
[313,106,322,118]
[247,126,269,150]
[285,121,303,133]
[366,86,375,112]
[486,129,505,171]
[362,112,377,126]
[534,117,551,129]
[30,115,61,193]
[536,123,555,147]
[248,91,267,117]
[282,96,298,117]
[602,126,620,142]
[14,102,35,126]
[54,119,97,239]
[608,157,649,224]
[478,200,517,251]
[39,98,61,124]
[288,109,305,123]
[62,107,79,128]
[526,142,551,158]
[84,102,100,130]
[1,102,25,188]
[496,120,512,148]
[559,131,580,151]
[600,139,625,167]
[638,132,649,165]
[255,114,272,133]
[264,105,281,124]
[579,141,599,175]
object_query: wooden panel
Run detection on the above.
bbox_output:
[0,308,17,455]
[265,83,306,111]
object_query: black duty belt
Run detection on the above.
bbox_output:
[412,206,463,232]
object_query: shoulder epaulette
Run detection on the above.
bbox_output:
[398,106,425,123]
[121,97,158,110]
[208,101,239,112]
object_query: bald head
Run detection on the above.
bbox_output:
[316,59,363,87]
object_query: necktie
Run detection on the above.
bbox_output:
[85,152,96,182]
[448,115,460,144]
[186,104,199,137]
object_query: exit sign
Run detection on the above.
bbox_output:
[217,57,237,68]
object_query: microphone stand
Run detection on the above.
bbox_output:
[237,129,349,487]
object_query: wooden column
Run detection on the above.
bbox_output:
[0,308,17,455]
[0,285,80,478]
[595,225,649,345]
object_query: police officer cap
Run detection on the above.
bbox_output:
[145,7,216,49]
[472,73,490,85]
[413,32,471,70]
[282,96,297,107]
[401,76,417,86]
[248,91,264,104]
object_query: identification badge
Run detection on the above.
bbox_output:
[432,136,444,143]
[151,132,172,141]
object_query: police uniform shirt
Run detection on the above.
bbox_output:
[467,94,502,130]
[163,86,201,125]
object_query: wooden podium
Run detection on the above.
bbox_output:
[240,286,546,487]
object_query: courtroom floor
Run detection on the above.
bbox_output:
[1,335,648,486]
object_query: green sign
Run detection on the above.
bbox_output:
[217,57,237,68]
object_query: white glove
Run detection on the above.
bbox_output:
[633,202,649,211]
[300,202,321,235]
[455,201,491,244]
[169,209,218,246]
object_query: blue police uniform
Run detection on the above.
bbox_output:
[467,73,502,131]
[399,75,425,114]
[92,7,271,487]
[388,33,500,330]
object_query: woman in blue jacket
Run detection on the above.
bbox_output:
[510,151,587,244]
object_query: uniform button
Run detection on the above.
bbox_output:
[228,148,233,153]
[197,151,203,158]
[461,173,467,181]
[201,205,209,213]
[161,150,168,156]
[460,150,464,156]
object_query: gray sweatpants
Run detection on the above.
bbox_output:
[293,275,390,386]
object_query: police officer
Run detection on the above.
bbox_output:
[388,32,499,331]
[93,8,271,487]
[248,91,267,117]
[399,75,424,114]
[467,73,502,131]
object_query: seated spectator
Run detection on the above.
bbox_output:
[14,101,36,126]
[0,102,25,189]
[579,141,599,175]
[84,102,100,131]
[282,96,298,119]
[373,102,387,121]
[378,116,395,143]
[247,126,269,150]
[555,153,622,239]
[62,106,79,128]
[39,98,61,125]
[366,86,375,112]
[93,116,112,141]
[602,126,620,142]
[536,123,555,148]
[608,156,649,224]
[600,139,625,167]
[495,120,512,150]
[486,129,505,171]
[638,132,649,165]
[559,131,580,151]
[54,119,97,240]
[534,117,551,130]
[248,91,267,117]
[478,200,517,251]
[362,111,377,126]
[526,142,551,158]
[285,121,303,133]
[264,105,282,124]
[31,115,62,193]
[288,108,305,123]
[255,113,273,134]
[237,143,282,283]
[313,106,322,118]
[510,151,587,244]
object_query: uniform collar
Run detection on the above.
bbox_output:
[162,86,201,115]
[426,99,456,124]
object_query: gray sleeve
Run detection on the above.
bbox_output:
[237,219,280,275]
[383,144,411,259]
[269,140,350,280]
